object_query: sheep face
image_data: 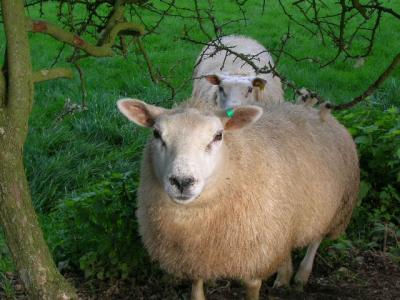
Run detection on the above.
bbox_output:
[205,74,266,109]
[117,99,263,205]
[151,111,225,204]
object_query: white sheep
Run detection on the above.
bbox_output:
[117,98,359,300]
[192,35,284,109]
[295,87,319,107]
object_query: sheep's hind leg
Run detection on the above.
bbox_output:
[191,279,206,300]
[273,255,293,288]
[244,278,262,300]
[294,239,322,290]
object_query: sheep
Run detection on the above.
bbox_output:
[192,35,284,109]
[295,87,319,107]
[117,98,359,300]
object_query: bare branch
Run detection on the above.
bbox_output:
[278,0,397,67]
[97,0,126,46]
[119,36,128,57]
[50,43,66,68]
[362,10,381,57]
[136,37,159,83]
[334,52,400,110]
[74,62,88,107]
[32,67,73,83]
[143,0,177,36]
[26,18,144,58]
[362,4,400,20]
[351,0,369,20]
[156,59,192,101]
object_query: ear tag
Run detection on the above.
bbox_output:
[257,82,265,91]
[225,108,235,118]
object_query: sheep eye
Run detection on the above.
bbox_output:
[153,129,161,139]
[213,131,223,142]
[206,131,223,151]
[153,129,166,147]
[248,87,253,93]
[218,86,224,93]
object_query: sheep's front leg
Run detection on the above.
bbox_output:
[191,279,206,300]
[244,279,262,300]
[273,255,293,288]
[294,239,322,289]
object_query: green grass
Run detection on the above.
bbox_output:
[0,272,15,300]
[0,0,399,276]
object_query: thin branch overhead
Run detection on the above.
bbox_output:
[5,0,398,109]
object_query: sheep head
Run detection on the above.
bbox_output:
[205,74,267,109]
[117,98,262,204]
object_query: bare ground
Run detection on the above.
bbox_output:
[3,250,399,300]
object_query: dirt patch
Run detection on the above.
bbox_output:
[2,251,399,299]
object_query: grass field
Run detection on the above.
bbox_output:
[0,0,400,297]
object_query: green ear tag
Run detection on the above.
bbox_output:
[225,108,235,118]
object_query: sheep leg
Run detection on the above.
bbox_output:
[273,255,293,288]
[244,278,262,300]
[191,279,206,300]
[294,239,322,289]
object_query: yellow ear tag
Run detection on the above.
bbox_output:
[254,79,266,91]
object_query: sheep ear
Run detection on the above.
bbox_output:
[117,98,166,127]
[221,106,263,131]
[205,74,221,85]
[252,77,266,90]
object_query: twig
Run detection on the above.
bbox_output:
[278,0,397,67]
[49,43,66,68]
[261,0,266,15]
[136,37,159,83]
[352,0,369,20]
[74,62,87,108]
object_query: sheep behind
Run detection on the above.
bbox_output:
[192,35,284,109]
[117,99,359,300]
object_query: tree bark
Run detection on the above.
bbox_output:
[0,0,77,299]
[33,67,74,83]
[0,69,5,107]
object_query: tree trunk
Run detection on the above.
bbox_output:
[0,0,77,299]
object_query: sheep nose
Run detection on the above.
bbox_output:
[169,176,195,193]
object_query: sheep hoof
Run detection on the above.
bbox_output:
[292,280,305,292]
[293,271,309,292]
[272,278,290,289]
[191,279,206,300]
[272,259,293,289]
[244,279,261,300]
